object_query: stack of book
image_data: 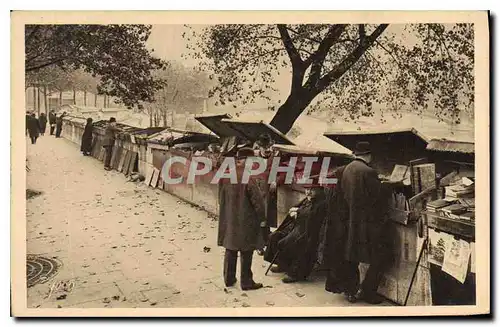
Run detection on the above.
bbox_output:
[426,200,475,222]
[444,177,475,198]
[426,199,457,212]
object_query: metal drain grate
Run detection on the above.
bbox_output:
[26,255,61,288]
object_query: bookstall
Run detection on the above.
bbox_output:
[324,130,475,306]
[423,139,475,305]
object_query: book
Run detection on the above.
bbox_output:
[390,165,408,182]
[427,199,455,209]
[459,211,475,221]
[442,238,471,283]
[458,198,475,208]
[439,171,459,187]
[415,163,437,192]
[440,204,468,215]
[445,185,474,198]
[462,177,474,186]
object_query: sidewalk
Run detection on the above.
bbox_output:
[26,135,385,309]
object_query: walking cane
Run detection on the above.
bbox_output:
[403,237,427,306]
[265,250,281,276]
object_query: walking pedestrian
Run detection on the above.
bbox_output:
[102,117,119,170]
[80,118,94,156]
[26,113,40,144]
[217,147,267,291]
[38,112,47,136]
[49,110,57,135]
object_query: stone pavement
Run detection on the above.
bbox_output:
[26,135,389,309]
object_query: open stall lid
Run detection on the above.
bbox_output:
[426,139,474,154]
[221,119,295,145]
[272,144,354,159]
[323,127,429,151]
[195,114,244,138]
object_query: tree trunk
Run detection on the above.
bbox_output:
[32,87,37,112]
[149,108,153,127]
[59,91,63,107]
[37,87,41,116]
[269,89,316,134]
[84,90,87,106]
[73,88,76,105]
[162,109,167,128]
[94,93,97,107]
[103,95,107,108]
[43,86,48,114]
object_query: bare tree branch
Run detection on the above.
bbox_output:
[316,24,388,92]
[277,24,304,65]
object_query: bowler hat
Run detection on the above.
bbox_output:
[236,147,256,158]
[303,174,322,188]
[354,141,371,156]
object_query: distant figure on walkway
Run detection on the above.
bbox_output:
[103,117,119,170]
[25,111,31,136]
[49,110,57,135]
[27,113,40,144]
[55,112,66,138]
[38,113,47,136]
[80,118,94,156]
[217,147,267,291]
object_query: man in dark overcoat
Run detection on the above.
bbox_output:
[49,110,57,135]
[217,147,267,291]
[102,117,119,170]
[27,113,40,144]
[325,141,392,304]
[38,112,47,136]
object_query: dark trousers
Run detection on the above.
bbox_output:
[223,249,255,287]
[104,145,113,168]
[360,258,388,296]
[30,136,38,144]
[326,261,360,295]
[55,125,62,137]
[50,125,55,135]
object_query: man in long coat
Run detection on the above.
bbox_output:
[38,112,47,136]
[218,147,267,291]
[48,110,57,135]
[102,117,119,170]
[265,179,327,283]
[27,113,40,144]
[324,141,392,304]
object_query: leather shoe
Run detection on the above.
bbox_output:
[349,290,384,305]
[241,281,263,291]
[225,278,237,287]
[282,276,300,283]
[345,292,358,303]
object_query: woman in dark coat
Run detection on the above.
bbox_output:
[80,118,94,156]
[38,113,47,136]
[27,113,40,144]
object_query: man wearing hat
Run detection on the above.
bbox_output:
[265,174,327,283]
[332,141,391,304]
[217,147,267,290]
